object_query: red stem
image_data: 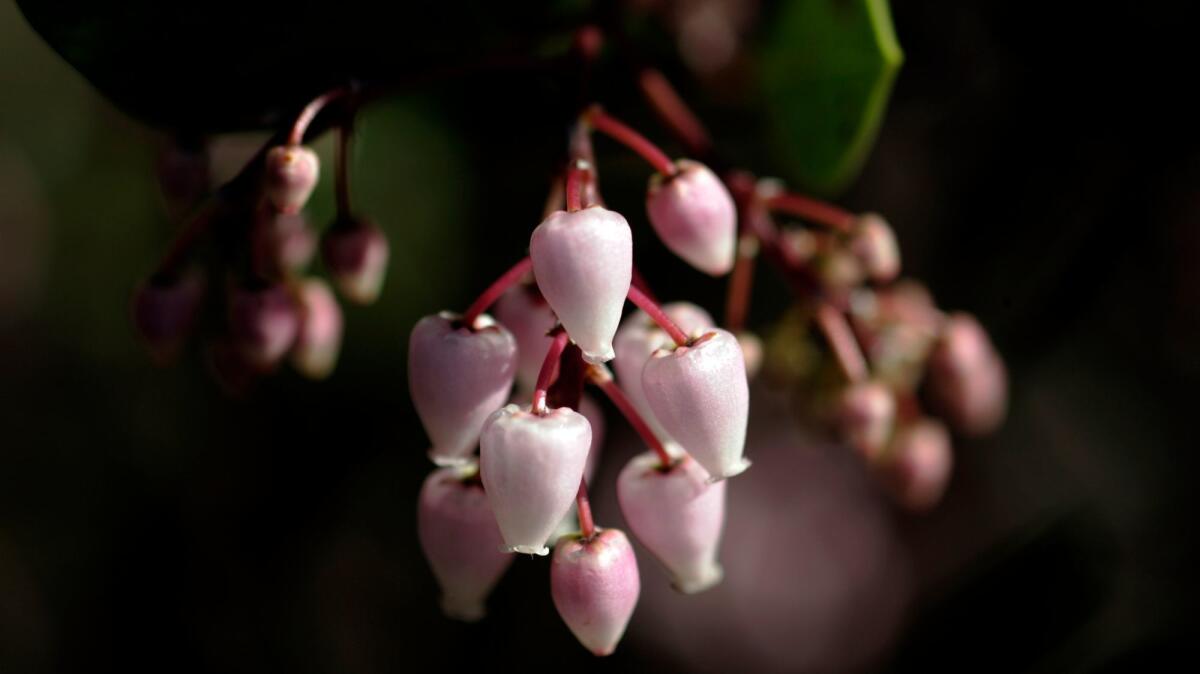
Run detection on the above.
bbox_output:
[816,302,869,383]
[287,87,351,146]
[766,192,856,234]
[627,285,690,346]
[461,256,533,328]
[638,69,712,157]
[532,328,570,415]
[575,477,596,540]
[587,105,678,176]
[587,366,674,467]
[724,234,758,333]
[565,160,592,212]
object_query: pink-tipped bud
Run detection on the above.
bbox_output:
[646,160,737,276]
[926,313,1008,436]
[551,528,640,656]
[617,452,726,593]
[479,404,591,555]
[264,145,319,214]
[836,381,896,462]
[409,312,517,466]
[254,210,316,276]
[642,329,750,481]
[879,419,954,511]
[321,218,389,305]
[417,464,515,622]
[228,283,300,370]
[131,269,206,364]
[290,279,343,380]
[613,303,715,440]
[529,206,632,364]
[849,212,901,283]
[493,283,558,391]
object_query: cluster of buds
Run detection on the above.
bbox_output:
[131,89,390,389]
[411,106,751,655]
[124,25,1008,658]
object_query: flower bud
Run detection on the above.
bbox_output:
[417,464,514,622]
[409,312,518,466]
[551,528,640,656]
[131,269,206,364]
[254,210,316,276]
[736,331,764,380]
[493,283,558,391]
[835,381,896,462]
[613,302,715,439]
[321,218,390,305]
[290,278,343,380]
[479,404,591,555]
[878,419,953,511]
[926,313,1007,436]
[227,283,300,370]
[646,160,737,276]
[642,329,750,481]
[156,140,210,220]
[263,145,319,214]
[617,452,726,593]
[849,212,900,283]
[530,206,632,364]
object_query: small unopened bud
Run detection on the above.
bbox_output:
[479,404,591,555]
[878,419,953,511]
[493,283,558,391]
[131,269,206,364]
[417,464,514,622]
[551,528,640,656]
[646,160,737,276]
[849,213,901,283]
[617,452,726,593]
[836,381,896,462]
[408,312,518,466]
[321,218,389,305]
[263,145,319,214]
[530,206,632,364]
[227,283,300,370]
[290,279,343,380]
[926,313,1008,436]
[643,329,750,481]
[253,211,316,276]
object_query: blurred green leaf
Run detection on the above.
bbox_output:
[761,0,903,195]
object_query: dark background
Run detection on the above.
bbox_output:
[1,1,1197,671]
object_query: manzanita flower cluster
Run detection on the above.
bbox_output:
[126,25,1008,658]
[132,88,388,390]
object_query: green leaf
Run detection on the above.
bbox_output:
[760,0,903,195]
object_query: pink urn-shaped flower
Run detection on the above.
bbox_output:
[479,404,591,555]
[290,278,343,380]
[642,329,751,481]
[417,464,514,622]
[878,418,954,511]
[131,269,206,364]
[263,145,319,214]
[926,312,1008,436]
[613,302,715,441]
[408,312,518,466]
[551,528,640,656]
[321,218,390,305]
[228,283,300,370]
[646,160,737,276]
[617,452,726,593]
[835,380,896,462]
[529,206,632,364]
[493,284,558,391]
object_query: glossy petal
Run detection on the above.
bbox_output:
[493,284,558,391]
[551,529,640,656]
[646,160,737,276]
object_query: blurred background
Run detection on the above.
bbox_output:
[1,1,1197,671]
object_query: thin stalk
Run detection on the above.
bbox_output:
[587,365,674,467]
[766,192,856,234]
[586,105,677,176]
[532,327,570,415]
[627,285,690,347]
[461,257,533,328]
[816,302,869,383]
